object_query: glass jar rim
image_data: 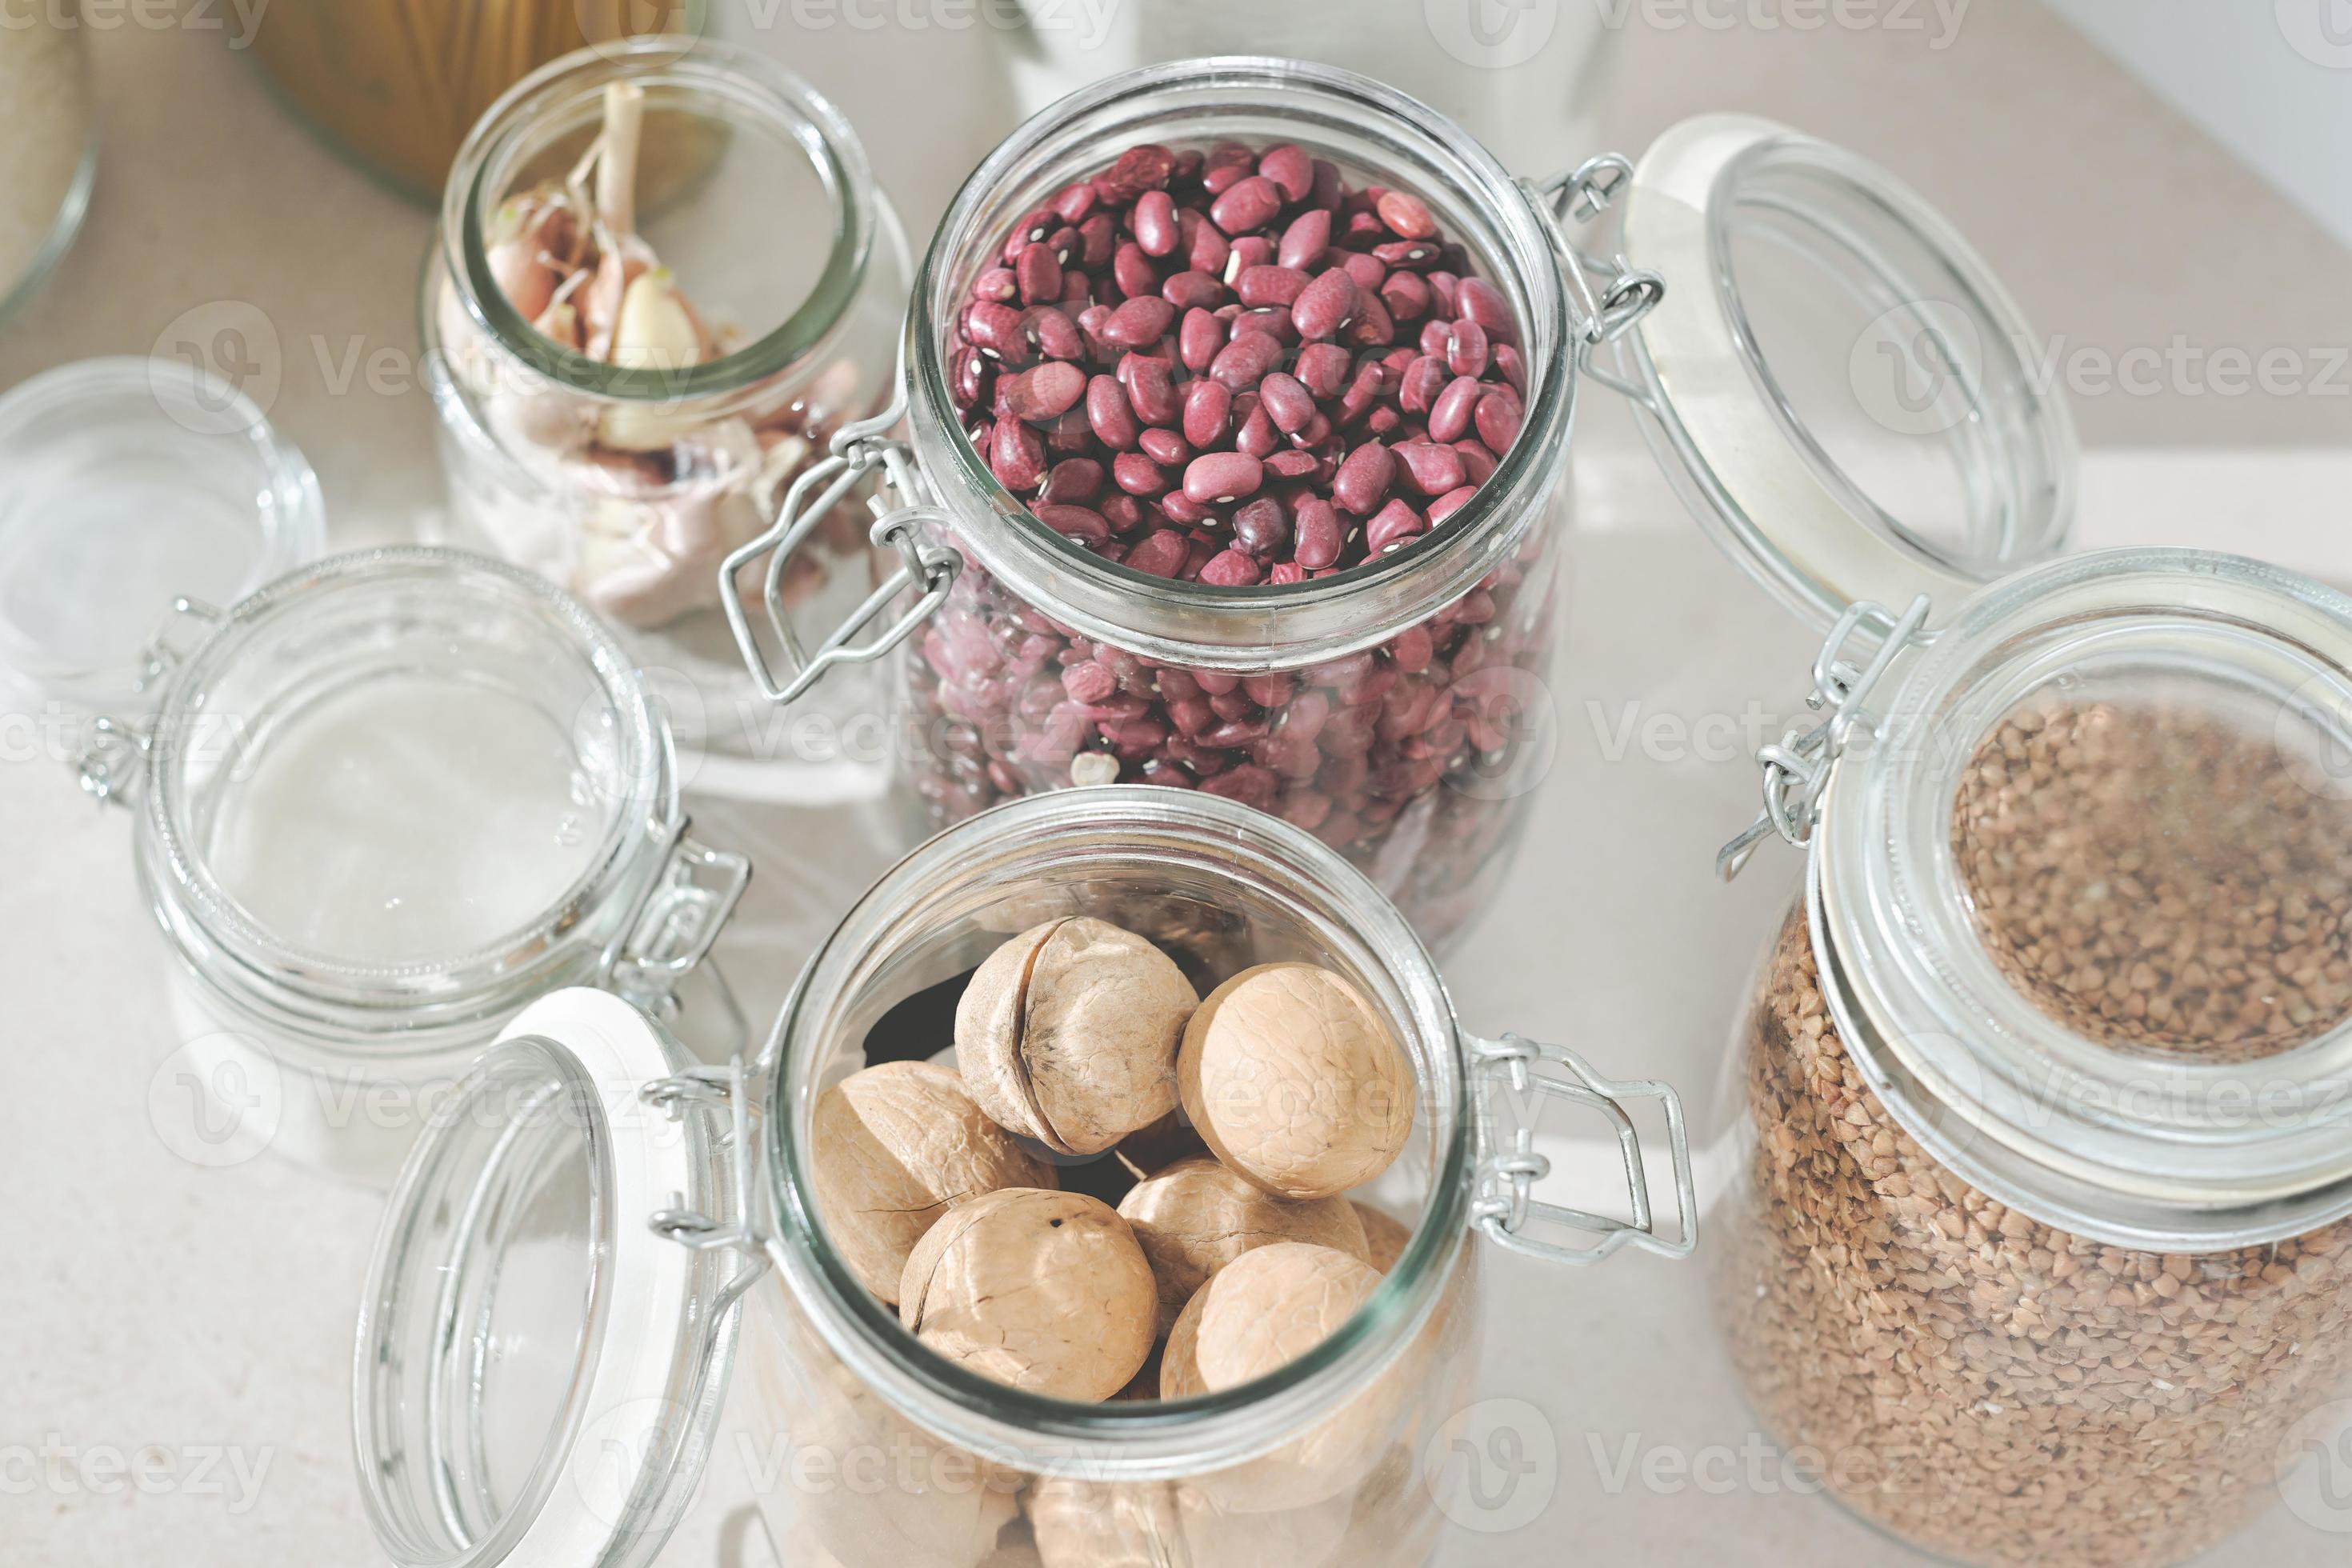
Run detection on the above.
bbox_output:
[761,786,1474,1473]
[442,35,878,404]
[904,55,1579,669]
[1817,546,2352,1250]
[140,547,678,1052]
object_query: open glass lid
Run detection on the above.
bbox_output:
[354,989,749,1568]
[1610,114,2078,628]
[0,358,324,713]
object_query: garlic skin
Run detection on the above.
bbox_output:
[898,1188,1158,1402]
[956,918,1198,1157]
[810,1062,1058,1303]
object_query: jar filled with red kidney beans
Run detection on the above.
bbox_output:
[728,58,1657,950]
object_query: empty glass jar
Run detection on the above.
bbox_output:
[350,787,1697,1567]
[424,35,914,798]
[78,548,748,1185]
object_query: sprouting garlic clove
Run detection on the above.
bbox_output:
[610,267,704,371]
[489,236,558,323]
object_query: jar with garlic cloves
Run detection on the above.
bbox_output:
[424,35,914,799]
[349,787,1697,1568]
[1603,116,2352,1566]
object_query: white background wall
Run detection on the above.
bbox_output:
[2042,0,2352,250]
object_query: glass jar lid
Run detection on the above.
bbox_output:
[0,357,324,713]
[354,987,745,1568]
[1818,548,2352,1250]
[1614,114,2078,630]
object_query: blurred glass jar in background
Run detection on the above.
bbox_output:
[990,0,1617,178]
[0,6,98,326]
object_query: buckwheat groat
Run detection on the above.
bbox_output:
[1719,906,2352,1568]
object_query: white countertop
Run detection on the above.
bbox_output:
[5,3,2350,1565]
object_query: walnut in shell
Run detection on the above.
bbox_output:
[1350,1201,1412,1274]
[811,1061,1057,1302]
[1177,964,1415,1200]
[1117,1156,1370,1334]
[899,1187,1158,1401]
[956,917,1199,1157]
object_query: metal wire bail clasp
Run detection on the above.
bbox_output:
[645,1056,774,1320]
[1467,1033,1697,1266]
[1716,594,1933,881]
[719,336,962,708]
[70,596,224,806]
[1530,154,1666,358]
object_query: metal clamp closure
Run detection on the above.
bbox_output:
[70,597,225,807]
[609,828,752,1015]
[1717,594,1931,881]
[645,1057,773,1319]
[1468,1033,1697,1266]
[720,336,962,708]
[1531,154,1667,356]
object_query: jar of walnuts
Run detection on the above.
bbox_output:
[1709,549,2352,1567]
[344,786,1694,1568]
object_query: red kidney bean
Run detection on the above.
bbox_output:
[1113,242,1158,300]
[1236,265,1310,308]
[1277,209,1330,272]
[1292,342,1350,400]
[1373,239,1439,270]
[1426,485,1479,525]
[1233,306,1302,347]
[1232,497,1289,556]
[1078,212,1118,269]
[1209,174,1283,234]
[1343,294,1395,349]
[1177,309,1225,373]
[1290,497,1344,569]
[1045,406,1094,454]
[1095,143,1174,203]
[1202,141,1254,194]
[1162,271,1228,312]
[1112,451,1166,496]
[1265,450,1319,481]
[1158,492,1218,526]
[1133,190,1180,257]
[1396,354,1449,415]
[1446,320,1490,378]
[1207,330,1284,390]
[1394,440,1466,497]
[1365,498,1426,554]
[1137,427,1189,468]
[1103,296,1175,349]
[1457,276,1513,340]
[1099,494,1146,532]
[1040,457,1103,504]
[1184,451,1262,505]
[1258,142,1313,202]
[1051,181,1095,223]
[1474,390,1521,453]
[1015,242,1062,304]
[1035,503,1110,546]
[1123,528,1189,577]
[1291,268,1359,341]
[1426,375,1482,443]
[992,418,1046,491]
[1491,342,1526,394]
[1340,252,1387,292]
[1002,207,1055,261]
[965,300,1029,363]
[1086,374,1139,450]
[1375,190,1437,239]
[1331,442,1395,514]
[1257,372,1317,434]
[1222,237,1274,282]
[973,267,1018,302]
[1181,212,1230,278]
[1336,360,1390,427]
[1380,271,1430,322]
[1234,405,1280,459]
[1002,361,1086,422]
[1027,306,1083,362]
[1198,548,1262,586]
[1121,354,1180,426]
[1180,378,1232,448]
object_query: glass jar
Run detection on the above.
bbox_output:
[732,58,1645,949]
[423,35,914,799]
[0,6,96,326]
[1706,550,2352,1567]
[349,787,1698,1567]
[74,547,749,1186]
